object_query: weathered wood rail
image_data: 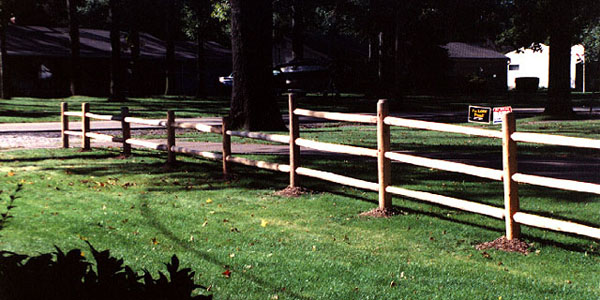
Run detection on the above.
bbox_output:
[60,97,600,241]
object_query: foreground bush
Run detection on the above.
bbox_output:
[0,242,211,300]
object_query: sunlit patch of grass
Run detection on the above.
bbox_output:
[0,148,599,299]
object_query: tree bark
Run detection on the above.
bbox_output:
[109,0,125,101]
[194,0,210,98]
[66,0,81,96]
[545,0,574,117]
[0,0,10,99]
[291,0,304,61]
[164,0,176,95]
[128,28,140,96]
[229,0,286,131]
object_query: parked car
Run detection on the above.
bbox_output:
[219,59,332,94]
[276,59,331,93]
[219,69,284,88]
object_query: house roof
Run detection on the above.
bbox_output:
[3,24,230,60]
[442,42,508,60]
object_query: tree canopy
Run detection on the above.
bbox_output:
[0,0,599,120]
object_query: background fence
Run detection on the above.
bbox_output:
[60,96,600,241]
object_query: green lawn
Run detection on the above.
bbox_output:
[0,96,231,123]
[1,147,599,299]
[2,92,599,124]
[1,94,600,298]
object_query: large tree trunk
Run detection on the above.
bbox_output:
[126,0,141,97]
[164,0,176,95]
[194,0,210,98]
[291,0,304,61]
[229,0,286,131]
[109,0,125,101]
[545,0,573,117]
[66,0,81,96]
[128,28,140,97]
[0,0,10,100]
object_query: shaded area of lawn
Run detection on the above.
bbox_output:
[0,148,599,299]
[0,96,231,123]
[3,92,600,124]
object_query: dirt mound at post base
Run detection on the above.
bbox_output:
[475,236,531,255]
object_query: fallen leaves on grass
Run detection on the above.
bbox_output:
[222,269,231,278]
[260,219,268,227]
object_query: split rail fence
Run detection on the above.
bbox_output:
[60,97,600,241]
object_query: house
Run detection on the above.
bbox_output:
[505,44,584,90]
[2,24,231,97]
[441,42,509,93]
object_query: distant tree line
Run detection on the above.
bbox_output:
[0,0,598,126]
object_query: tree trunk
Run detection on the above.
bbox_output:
[367,0,381,97]
[66,0,81,96]
[109,0,125,101]
[164,0,176,96]
[194,0,210,98]
[0,0,10,100]
[229,0,286,131]
[545,0,573,117]
[291,0,304,61]
[128,28,140,97]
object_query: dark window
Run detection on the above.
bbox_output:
[509,64,520,71]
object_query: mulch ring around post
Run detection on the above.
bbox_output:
[359,207,401,218]
[475,236,531,255]
[274,186,312,197]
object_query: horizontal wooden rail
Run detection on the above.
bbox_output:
[125,139,168,150]
[296,167,379,191]
[385,151,503,181]
[384,116,503,139]
[295,138,378,157]
[227,156,291,173]
[294,108,377,124]
[175,122,222,134]
[85,132,123,143]
[60,101,600,242]
[64,130,83,136]
[511,132,600,150]
[386,186,505,219]
[171,146,223,160]
[85,112,122,121]
[513,212,600,240]
[123,117,167,127]
[512,173,600,195]
[227,130,290,144]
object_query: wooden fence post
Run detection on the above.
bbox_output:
[121,107,131,156]
[289,93,300,187]
[81,102,90,150]
[167,110,176,164]
[377,99,392,210]
[61,102,69,148]
[222,116,231,177]
[502,112,520,240]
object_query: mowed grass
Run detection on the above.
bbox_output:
[1,147,599,299]
[3,92,600,124]
[0,96,231,123]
